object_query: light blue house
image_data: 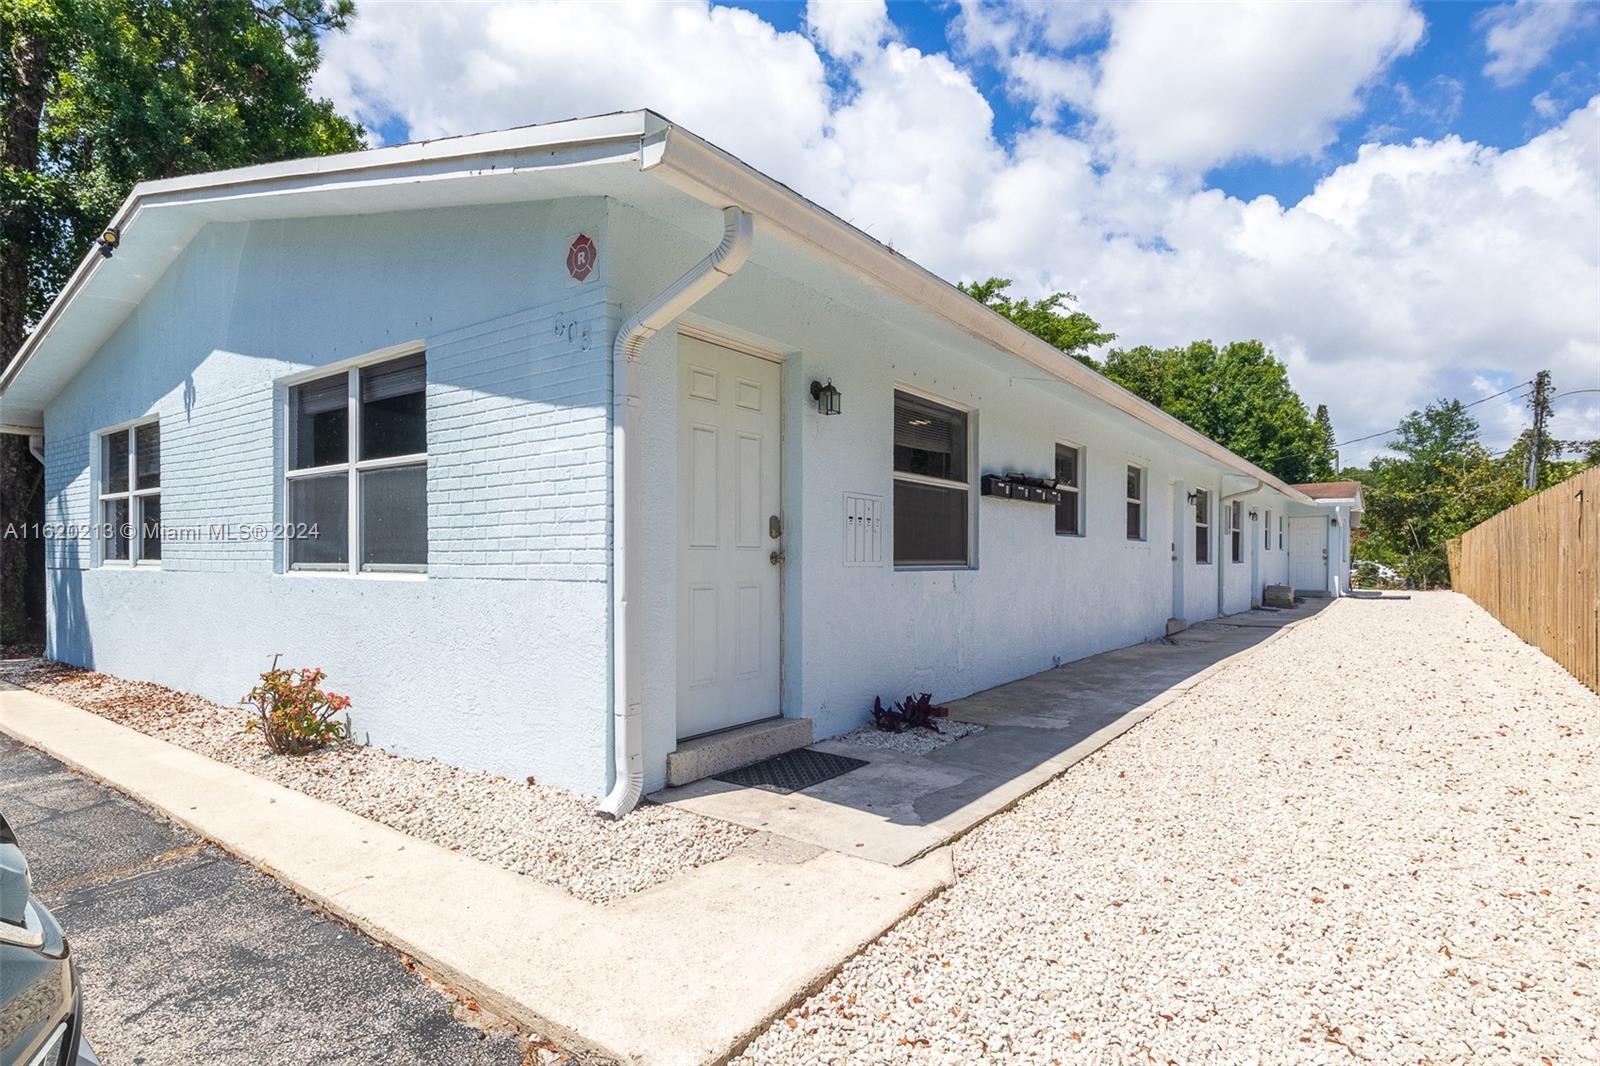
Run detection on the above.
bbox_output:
[0,112,1357,813]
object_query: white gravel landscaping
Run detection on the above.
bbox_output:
[737,592,1600,1064]
[836,719,985,756]
[0,660,749,904]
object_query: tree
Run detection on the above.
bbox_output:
[1099,340,1330,483]
[1311,404,1337,480]
[1353,400,1527,588]
[1,0,363,642]
[957,277,1115,367]
[3,0,363,352]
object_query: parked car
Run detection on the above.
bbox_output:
[1,813,95,1066]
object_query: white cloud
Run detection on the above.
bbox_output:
[1091,1,1425,170]
[314,2,1600,462]
[1479,0,1598,87]
[806,0,892,61]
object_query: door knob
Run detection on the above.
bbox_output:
[770,551,785,565]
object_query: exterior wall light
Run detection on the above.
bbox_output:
[1185,490,1199,504]
[810,379,841,415]
[1330,515,1340,527]
[97,226,121,259]
[1247,508,1259,520]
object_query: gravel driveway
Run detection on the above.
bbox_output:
[738,593,1599,1064]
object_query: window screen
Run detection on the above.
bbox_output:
[1125,465,1144,540]
[1055,444,1082,536]
[893,391,969,567]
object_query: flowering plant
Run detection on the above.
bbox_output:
[242,655,351,755]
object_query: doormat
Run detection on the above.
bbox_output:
[714,748,868,794]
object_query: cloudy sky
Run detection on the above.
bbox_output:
[314,0,1600,465]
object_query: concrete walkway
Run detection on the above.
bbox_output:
[0,686,951,1066]
[656,601,1328,864]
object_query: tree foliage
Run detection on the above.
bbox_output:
[957,278,1333,483]
[2,0,363,354]
[1347,400,1530,588]
[1099,341,1332,483]
[957,277,1115,367]
[1,0,362,640]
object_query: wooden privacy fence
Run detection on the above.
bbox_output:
[1447,466,1600,694]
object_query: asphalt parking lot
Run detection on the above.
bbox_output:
[0,733,526,1066]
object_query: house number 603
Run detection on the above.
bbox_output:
[553,313,591,351]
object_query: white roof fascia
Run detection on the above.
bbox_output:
[0,111,660,405]
[646,126,1315,506]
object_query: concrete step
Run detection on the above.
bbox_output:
[1263,584,1297,608]
[666,717,813,787]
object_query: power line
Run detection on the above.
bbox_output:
[1334,379,1533,448]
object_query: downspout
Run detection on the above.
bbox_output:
[27,434,43,464]
[1217,478,1260,619]
[597,205,754,819]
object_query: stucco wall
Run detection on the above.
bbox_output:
[42,200,614,793]
[610,205,1306,791]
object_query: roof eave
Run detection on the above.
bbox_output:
[646,125,1316,506]
[0,110,664,418]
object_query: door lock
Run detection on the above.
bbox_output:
[770,551,785,566]
[769,514,783,539]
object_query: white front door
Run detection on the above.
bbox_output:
[676,336,783,739]
[1288,516,1327,591]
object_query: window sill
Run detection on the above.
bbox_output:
[1054,531,1085,539]
[893,564,974,572]
[98,562,161,571]
[280,568,428,581]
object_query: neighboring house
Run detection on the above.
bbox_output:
[1290,480,1365,596]
[0,112,1359,812]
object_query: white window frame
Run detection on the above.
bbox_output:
[1278,515,1285,551]
[892,385,975,570]
[1264,509,1273,549]
[283,346,428,575]
[96,418,160,568]
[1125,463,1146,541]
[1194,489,1211,564]
[1054,441,1084,537]
[1230,500,1244,563]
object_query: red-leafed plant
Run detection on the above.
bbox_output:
[242,655,351,755]
[871,692,947,733]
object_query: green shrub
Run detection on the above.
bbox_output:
[242,656,350,755]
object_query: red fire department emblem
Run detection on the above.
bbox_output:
[567,234,597,281]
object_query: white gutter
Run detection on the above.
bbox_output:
[27,434,43,464]
[598,205,754,819]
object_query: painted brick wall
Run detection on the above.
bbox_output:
[38,200,617,794]
[427,292,614,582]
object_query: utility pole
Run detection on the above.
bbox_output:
[1525,369,1553,490]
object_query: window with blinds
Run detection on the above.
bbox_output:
[1125,464,1145,540]
[287,351,428,571]
[1055,443,1083,536]
[893,390,970,567]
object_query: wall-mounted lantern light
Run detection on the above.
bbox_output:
[1330,515,1340,527]
[810,379,841,416]
[1185,490,1199,505]
[1247,508,1259,520]
[96,226,121,259]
